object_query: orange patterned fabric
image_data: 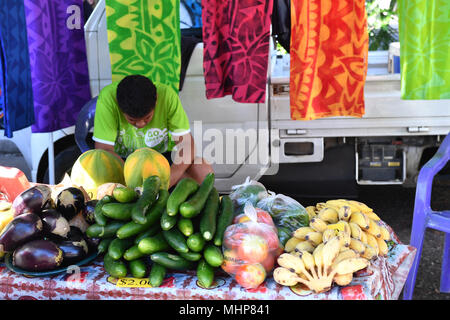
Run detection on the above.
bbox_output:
[290,0,369,120]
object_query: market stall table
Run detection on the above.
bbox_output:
[0,231,416,300]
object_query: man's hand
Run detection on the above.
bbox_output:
[169,133,196,188]
[94,142,124,162]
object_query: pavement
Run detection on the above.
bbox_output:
[0,139,449,300]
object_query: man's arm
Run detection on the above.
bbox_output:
[94,141,124,162]
[169,132,196,188]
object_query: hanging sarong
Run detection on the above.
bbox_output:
[202,0,274,103]
[0,0,35,138]
[290,0,369,120]
[398,0,450,100]
[24,0,92,133]
[105,0,181,93]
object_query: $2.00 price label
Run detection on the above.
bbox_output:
[116,278,153,288]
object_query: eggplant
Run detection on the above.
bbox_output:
[13,239,63,271]
[11,185,52,217]
[0,213,43,254]
[56,187,86,221]
[84,200,98,225]
[68,211,90,233]
[40,209,70,238]
[55,226,89,265]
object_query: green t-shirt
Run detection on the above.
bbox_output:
[93,81,190,158]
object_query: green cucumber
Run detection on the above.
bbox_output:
[103,253,127,278]
[160,209,178,230]
[116,190,168,239]
[131,176,161,224]
[197,258,215,288]
[199,188,219,241]
[177,218,194,237]
[113,186,137,203]
[179,251,202,262]
[213,195,234,246]
[149,263,166,287]
[102,202,135,221]
[166,178,199,216]
[179,173,215,218]
[94,195,113,226]
[86,221,126,238]
[134,225,161,245]
[123,245,145,261]
[139,189,170,225]
[162,228,189,253]
[203,244,224,267]
[129,258,147,278]
[137,232,170,255]
[108,238,134,260]
[150,252,195,271]
[186,232,206,253]
[97,238,114,254]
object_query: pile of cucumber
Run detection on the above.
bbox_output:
[86,173,234,288]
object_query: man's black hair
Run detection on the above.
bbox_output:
[116,75,157,118]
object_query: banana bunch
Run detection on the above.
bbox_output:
[273,234,369,293]
[286,199,391,261]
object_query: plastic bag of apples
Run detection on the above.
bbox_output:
[221,202,283,289]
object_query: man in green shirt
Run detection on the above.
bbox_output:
[93,75,213,188]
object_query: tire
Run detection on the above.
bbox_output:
[43,145,82,184]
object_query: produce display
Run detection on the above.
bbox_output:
[274,199,392,293]
[86,172,235,288]
[0,185,99,271]
[70,149,126,200]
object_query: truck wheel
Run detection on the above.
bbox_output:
[43,145,82,184]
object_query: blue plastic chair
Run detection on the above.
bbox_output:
[74,96,98,153]
[403,133,450,300]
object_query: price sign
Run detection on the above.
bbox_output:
[116,278,153,288]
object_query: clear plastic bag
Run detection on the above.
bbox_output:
[229,177,269,215]
[221,203,282,289]
[257,192,310,246]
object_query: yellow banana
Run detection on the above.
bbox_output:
[327,220,350,233]
[338,205,352,221]
[273,267,301,286]
[325,199,349,208]
[334,257,369,275]
[293,226,316,240]
[310,217,328,233]
[349,222,363,240]
[362,244,377,260]
[349,238,366,255]
[347,200,373,214]
[321,236,343,272]
[366,218,382,239]
[315,202,327,211]
[338,230,351,248]
[297,250,316,271]
[322,228,337,243]
[365,233,379,256]
[332,249,359,268]
[285,237,302,252]
[317,207,339,224]
[360,230,368,244]
[349,212,370,230]
[305,206,317,220]
[364,211,381,221]
[313,243,325,273]
[277,253,305,274]
[305,232,323,246]
[377,237,389,256]
[333,273,353,286]
[379,224,391,241]
[294,240,316,253]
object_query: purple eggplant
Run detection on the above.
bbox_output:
[11,185,52,217]
[40,209,70,238]
[83,200,98,225]
[56,187,86,221]
[13,239,63,271]
[0,213,43,254]
[55,226,89,265]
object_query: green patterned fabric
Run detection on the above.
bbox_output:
[398,0,450,99]
[105,0,181,93]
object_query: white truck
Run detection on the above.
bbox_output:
[1,0,449,196]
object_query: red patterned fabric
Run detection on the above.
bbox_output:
[201,0,273,103]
